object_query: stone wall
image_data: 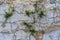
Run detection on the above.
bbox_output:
[0,0,60,40]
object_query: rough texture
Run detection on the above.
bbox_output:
[0,0,60,40]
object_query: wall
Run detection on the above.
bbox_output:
[0,0,60,40]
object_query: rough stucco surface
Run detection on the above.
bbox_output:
[0,0,60,40]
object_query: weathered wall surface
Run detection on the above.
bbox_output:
[0,0,60,40]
